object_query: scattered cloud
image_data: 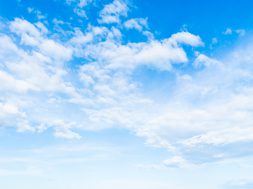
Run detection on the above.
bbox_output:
[236,29,246,37]
[223,28,233,35]
[124,18,148,31]
[170,31,204,46]
[98,0,128,24]
[0,0,253,168]
[193,53,220,68]
[27,7,46,20]
[223,28,246,37]
[66,0,93,18]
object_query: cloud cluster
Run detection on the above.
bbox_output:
[98,0,128,24]
[1,0,253,165]
[66,0,94,18]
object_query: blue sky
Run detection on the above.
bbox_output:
[1,0,253,188]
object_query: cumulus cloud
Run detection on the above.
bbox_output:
[170,31,204,46]
[193,53,220,68]
[73,31,202,71]
[39,39,72,62]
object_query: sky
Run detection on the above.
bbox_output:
[1,0,253,188]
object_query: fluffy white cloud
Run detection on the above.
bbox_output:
[0,70,34,92]
[98,0,128,24]
[124,18,148,31]
[10,18,43,46]
[75,31,202,71]
[10,18,41,37]
[0,103,24,120]
[66,0,93,18]
[193,53,220,68]
[170,32,204,46]
[0,18,82,137]
[39,39,72,62]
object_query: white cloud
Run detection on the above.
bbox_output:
[0,18,85,137]
[163,156,193,168]
[35,22,48,34]
[0,16,207,148]
[170,32,204,46]
[223,28,246,37]
[27,7,46,20]
[0,69,35,92]
[10,18,41,36]
[77,31,202,71]
[193,53,220,68]
[99,40,188,70]
[66,0,93,18]
[1,3,253,165]
[236,29,246,37]
[223,28,233,35]
[53,120,81,139]
[134,41,253,158]
[182,127,253,146]
[39,39,72,62]
[124,18,148,31]
[98,0,128,24]
[0,101,34,133]
[78,0,92,8]
[9,18,49,47]
[0,103,23,118]
[74,7,87,18]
